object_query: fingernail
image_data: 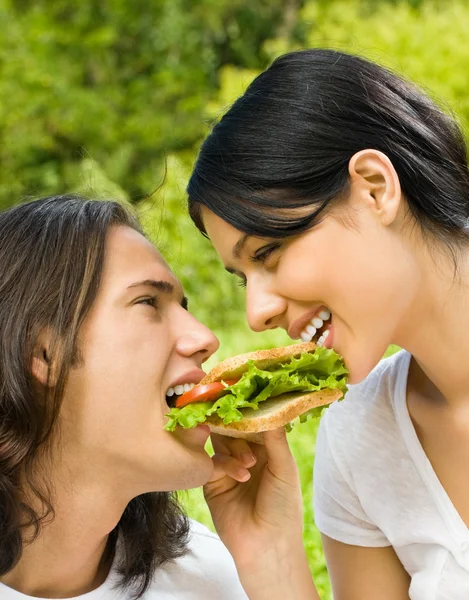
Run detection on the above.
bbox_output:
[237,469,251,481]
[241,452,256,466]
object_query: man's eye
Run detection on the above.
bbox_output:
[251,242,283,264]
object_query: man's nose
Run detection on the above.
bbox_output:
[176,312,220,363]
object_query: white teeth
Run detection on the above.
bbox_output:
[297,309,332,343]
[167,383,196,397]
[317,329,330,347]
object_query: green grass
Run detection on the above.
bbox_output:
[181,345,401,598]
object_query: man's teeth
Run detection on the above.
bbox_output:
[166,383,196,397]
[299,310,331,343]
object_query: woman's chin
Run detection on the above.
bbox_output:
[346,369,369,385]
[341,342,389,386]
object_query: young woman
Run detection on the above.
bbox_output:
[187,48,469,599]
[0,195,317,599]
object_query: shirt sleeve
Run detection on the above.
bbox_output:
[313,408,390,547]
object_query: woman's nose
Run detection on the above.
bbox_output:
[246,282,287,332]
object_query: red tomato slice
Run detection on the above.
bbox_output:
[175,380,239,408]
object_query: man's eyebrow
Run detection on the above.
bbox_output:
[127,279,188,309]
[232,234,251,259]
[127,279,175,294]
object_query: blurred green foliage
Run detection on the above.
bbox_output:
[0,0,305,207]
[2,1,469,597]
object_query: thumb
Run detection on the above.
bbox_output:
[262,427,298,483]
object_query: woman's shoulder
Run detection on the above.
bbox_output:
[319,349,410,451]
[313,350,413,547]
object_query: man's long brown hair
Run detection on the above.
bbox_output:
[0,195,189,597]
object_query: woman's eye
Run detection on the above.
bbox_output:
[137,296,159,309]
[237,278,247,288]
[251,242,283,264]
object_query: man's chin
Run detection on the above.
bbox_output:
[172,423,211,448]
[172,455,215,492]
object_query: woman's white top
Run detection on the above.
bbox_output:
[314,350,469,599]
[0,520,248,599]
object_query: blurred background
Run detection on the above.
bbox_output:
[1,0,468,596]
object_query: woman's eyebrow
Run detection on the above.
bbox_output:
[232,234,251,259]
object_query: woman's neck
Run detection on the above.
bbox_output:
[396,245,469,408]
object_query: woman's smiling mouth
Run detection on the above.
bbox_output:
[289,307,332,346]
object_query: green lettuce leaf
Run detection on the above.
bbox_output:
[164,347,348,431]
[285,405,326,432]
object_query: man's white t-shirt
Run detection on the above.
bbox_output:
[314,350,469,600]
[0,520,248,600]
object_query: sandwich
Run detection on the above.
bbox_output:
[164,342,348,443]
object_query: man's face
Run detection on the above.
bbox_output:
[60,226,219,496]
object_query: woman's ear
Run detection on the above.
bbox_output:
[348,149,402,226]
[31,330,57,387]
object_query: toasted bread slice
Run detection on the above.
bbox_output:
[200,341,318,385]
[207,387,342,444]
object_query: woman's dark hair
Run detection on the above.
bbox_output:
[0,195,189,598]
[188,48,469,244]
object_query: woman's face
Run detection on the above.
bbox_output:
[60,226,219,495]
[201,182,420,384]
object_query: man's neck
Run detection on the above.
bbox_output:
[0,470,125,597]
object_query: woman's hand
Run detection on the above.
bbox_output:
[204,428,302,561]
[204,428,320,599]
